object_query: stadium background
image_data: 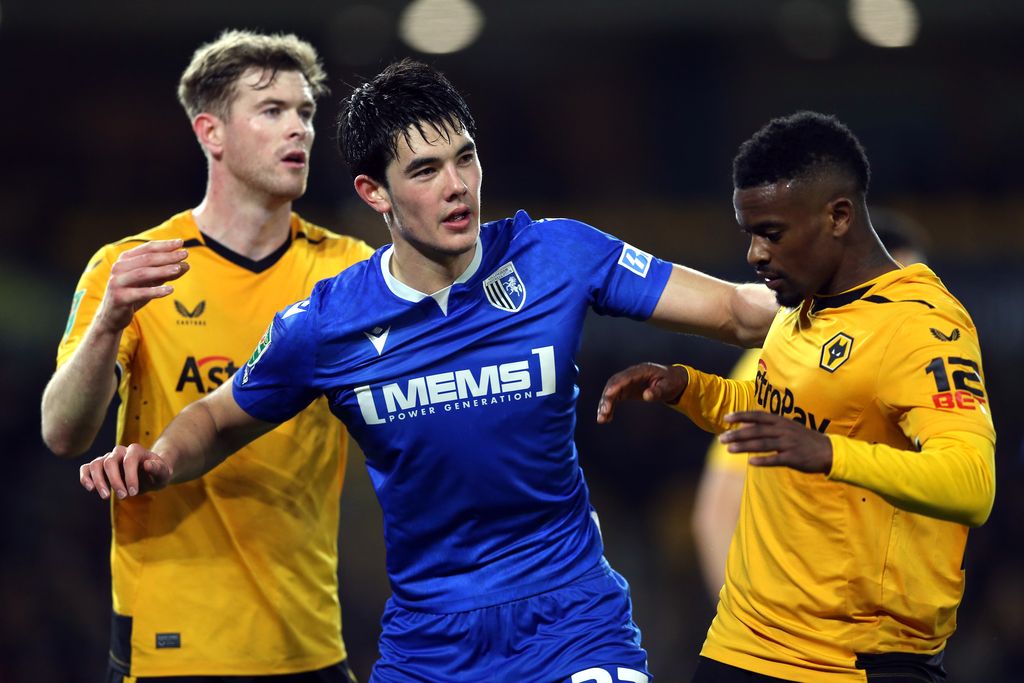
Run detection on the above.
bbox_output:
[1,0,1021,680]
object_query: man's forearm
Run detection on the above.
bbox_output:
[155,386,277,485]
[729,282,778,348]
[157,400,238,484]
[648,266,776,347]
[828,431,996,527]
[41,323,122,457]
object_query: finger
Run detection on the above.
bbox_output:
[111,262,190,290]
[91,444,128,499]
[121,444,151,496]
[117,249,189,272]
[597,371,641,418]
[101,450,130,500]
[748,454,785,467]
[599,369,643,402]
[80,463,95,492]
[120,239,185,259]
[727,437,782,453]
[719,423,775,443]
[87,456,111,499]
[724,411,777,424]
[596,392,619,424]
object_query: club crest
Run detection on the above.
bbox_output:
[483,261,527,312]
[819,332,854,373]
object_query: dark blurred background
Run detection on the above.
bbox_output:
[2,0,1022,680]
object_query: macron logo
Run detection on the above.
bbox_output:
[364,326,390,355]
[282,300,310,319]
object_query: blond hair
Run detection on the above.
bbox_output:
[177,29,328,120]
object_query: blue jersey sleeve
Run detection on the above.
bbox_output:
[546,218,672,319]
[232,293,322,423]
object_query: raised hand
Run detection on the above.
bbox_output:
[597,363,688,424]
[95,239,190,333]
[80,443,173,500]
[720,411,833,474]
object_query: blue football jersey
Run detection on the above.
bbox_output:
[234,210,672,612]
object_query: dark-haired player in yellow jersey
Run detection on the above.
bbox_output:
[691,212,931,601]
[598,111,995,682]
[40,30,373,682]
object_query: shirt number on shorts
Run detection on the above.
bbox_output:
[571,667,649,683]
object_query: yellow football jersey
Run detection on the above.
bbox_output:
[674,264,996,682]
[57,210,374,676]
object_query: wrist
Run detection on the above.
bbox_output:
[667,364,690,405]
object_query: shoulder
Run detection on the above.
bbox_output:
[483,210,620,256]
[293,215,376,263]
[308,249,381,311]
[862,267,983,369]
[868,265,976,331]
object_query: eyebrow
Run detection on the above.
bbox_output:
[742,220,786,234]
[254,97,316,110]
[403,141,476,176]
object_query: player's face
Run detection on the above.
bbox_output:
[220,68,316,201]
[382,124,482,261]
[734,180,843,307]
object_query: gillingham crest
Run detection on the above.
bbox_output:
[483,261,526,312]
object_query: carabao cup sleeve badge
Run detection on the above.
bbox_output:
[241,323,273,385]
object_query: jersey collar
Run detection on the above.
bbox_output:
[379,237,484,316]
[810,263,934,313]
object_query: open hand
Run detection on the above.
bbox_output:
[96,239,190,333]
[597,363,688,424]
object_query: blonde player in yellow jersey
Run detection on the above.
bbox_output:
[691,217,931,601]
[40,31,373,682]
[598,111,995,682]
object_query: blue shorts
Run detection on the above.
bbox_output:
[371,558,650,683]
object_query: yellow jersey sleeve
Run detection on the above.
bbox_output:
[672,365,758,435]
[56,242,140,372]
[829,430,994,527]
[704,349,763,472]
[827,305,996,527]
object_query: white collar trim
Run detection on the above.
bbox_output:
[380,237,483,316]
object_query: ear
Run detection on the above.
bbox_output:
[193,113,225,160]
[828,197,854,238]
[353,174,392,215]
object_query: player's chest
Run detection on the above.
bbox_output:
[758,315,889,432]
[137,259,316,392]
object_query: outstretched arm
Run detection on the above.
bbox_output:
[720,412,995,527]
[42,239,189,457]
[79,381,276,500]
[648,265,777,348]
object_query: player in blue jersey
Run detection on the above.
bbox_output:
[79,60,777,682]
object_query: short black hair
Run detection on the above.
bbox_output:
[336,59,477,184]
[733,111,870,194]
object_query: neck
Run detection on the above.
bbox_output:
[389,240,477,295]
[195,173,295,260]
[822,237,900,296]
